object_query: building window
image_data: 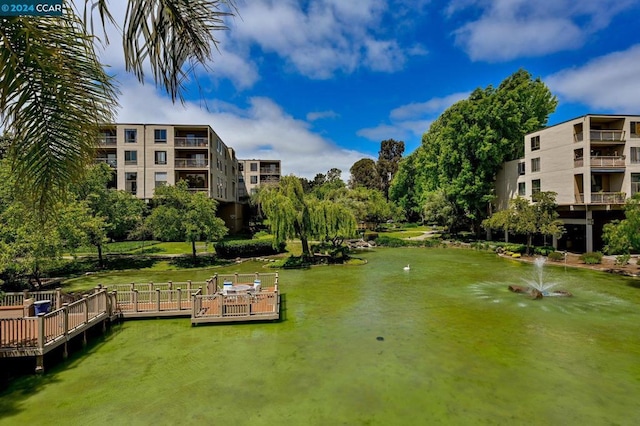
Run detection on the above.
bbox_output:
[530,135,540,151]
[154,129,167,143]
[631,122,639,137]
[238,163,244,172]
[518,162,525,175]
[518,182,526,196]
[125,129,137,143]
[532,179,541,195]
[630,147,640,164]
[250,162,258,172]
[125,172,137,195]
[124,150,137,165]
[155,172,167,188]
[155,151,167,165]
[250,176,258,184]
[531,157,540,173]
[632,174,640,195]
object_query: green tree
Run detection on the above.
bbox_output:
[391,69,557,233]
[70,163,145,266]
[483,192,563,254]
[422,189,455,231]
[377,139,405,200]
[146,181,227,259]
[603,193,640,254]
[349,158,379,190]
[0,1,236,210]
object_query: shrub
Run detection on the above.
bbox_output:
[503,243,527,254]
[374,236,406,247]
[547,251,565,261]
[615,253,631,266]
[579,251,603,265]
[214,239,286,259]
[534,246,556,256]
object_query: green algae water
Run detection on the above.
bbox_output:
[1,248,639,425]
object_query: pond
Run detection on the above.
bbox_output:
[1,248,639,425]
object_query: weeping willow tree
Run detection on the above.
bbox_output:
[258,176,356,258]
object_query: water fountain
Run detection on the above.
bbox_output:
[509,257,572,299]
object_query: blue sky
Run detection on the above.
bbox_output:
[95,0,640,179]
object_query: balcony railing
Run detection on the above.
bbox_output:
[589,156,625,168]
[260,167,280,174]
[175,159,208,168]
[577,192,626,204]
[174,137,208,147]
[574,130,625,143]
[99,135,117,146]
[187,187,209,193]
[95,158,117,168]
[575,156,626,168]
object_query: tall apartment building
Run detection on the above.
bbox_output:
[495,114,640,252]
[96,123,244,231]
[237,159,281,200]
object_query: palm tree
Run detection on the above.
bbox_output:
[0,0,236,211]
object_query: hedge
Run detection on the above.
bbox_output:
[214,239,286,259]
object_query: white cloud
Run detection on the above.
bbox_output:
[449,0,638,61]
[114,81,367,179]
[545,44,640,112]
[359,92,469,141]
[390,92,469,120]
[307,110,339,121]
[226,0,427,79]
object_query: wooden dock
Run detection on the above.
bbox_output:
[0,273,281,372]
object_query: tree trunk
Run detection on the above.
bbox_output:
[526,233,532,255]
[301,237,311,258]
[97,244,104,268]
[192,241,197,259]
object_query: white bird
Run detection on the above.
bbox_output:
[403,264,410,271]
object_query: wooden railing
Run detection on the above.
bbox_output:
[0,289,110,351]
[590,156,625,168]
[192,285,279,322]
[209,273,278,293]
[0,289,62,307]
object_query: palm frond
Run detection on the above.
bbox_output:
[122,0,236,102]
[0,9,118,211]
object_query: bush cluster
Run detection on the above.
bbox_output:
[547,251,565,261]
[579,251,603,264]
[374,236,442,248]
[214,239,286,259]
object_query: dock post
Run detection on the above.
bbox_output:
[35,355,44,374]
[156,288,161,312]
[177,288,182,310]
[62,304,69,358]
[133,290,139,313]
[56,288,62,309]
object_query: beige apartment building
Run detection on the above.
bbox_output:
[237,159,281,200]
[495,114,640,253]
[96,123,245,232]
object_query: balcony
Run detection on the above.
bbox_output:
[174,137,208,148]
[589,156,625,168]
[576,192,626,204]
[99,135,117,146]
[175,158,208,169]
[187,187,209,193]
[574,130,625,143]
[260,167,280,174]
[95,157,117,168]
